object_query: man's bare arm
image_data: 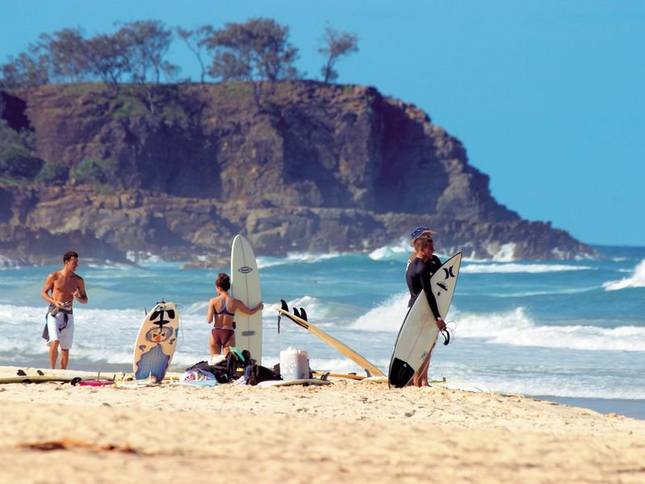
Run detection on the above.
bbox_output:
[41,273,59,306]
[74,276,88,304]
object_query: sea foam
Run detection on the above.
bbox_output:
[257,251,344,269]
[490,242,516,261]
[351,292,410,332]
[603,259,645,291]
[454,307,645,352]
[461,263,592,274]
[348,297,645,352]
[368,239,409,261]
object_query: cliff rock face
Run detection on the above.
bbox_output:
[0,82,593,266]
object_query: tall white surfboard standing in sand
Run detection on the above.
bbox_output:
[388,252,462,388]
[230,234,262,362]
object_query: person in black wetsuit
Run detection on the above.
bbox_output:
[405,227,446,387]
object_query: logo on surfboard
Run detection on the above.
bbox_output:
[443,266,457,279]
[238,266,254,274]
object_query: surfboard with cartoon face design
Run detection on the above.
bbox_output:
[133,302,180,382]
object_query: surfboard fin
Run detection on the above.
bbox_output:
[293,308,301,318]
[280,299,289,311]
[299,308,308,321]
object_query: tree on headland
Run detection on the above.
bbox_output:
[82,33,130,90]
[0,45,50,90]
[176,25,214,84]
[0,17,345,95]
[39,28,88,83]
[0,21,178,93]
[114,20,179,112]
[203,18,300,104]
[318,27,358,84]
[116,20,177,84]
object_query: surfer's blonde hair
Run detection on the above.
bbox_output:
[413,234,433,252]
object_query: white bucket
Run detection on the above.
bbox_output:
[279,347,309,380]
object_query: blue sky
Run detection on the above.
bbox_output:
[2,1,644,246]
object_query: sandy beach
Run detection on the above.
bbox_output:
[0,367,644,483]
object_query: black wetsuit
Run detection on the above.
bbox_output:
[405,255,442,319]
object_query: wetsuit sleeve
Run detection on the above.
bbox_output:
[405,260,415,296]
[421,262,442,320]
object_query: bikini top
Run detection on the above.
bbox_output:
[214,302,235,317]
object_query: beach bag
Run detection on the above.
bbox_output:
[245,364,281,386]
[185,360,229,383]
[186,350,246,384]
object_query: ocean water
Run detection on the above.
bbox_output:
[1,241,644,403]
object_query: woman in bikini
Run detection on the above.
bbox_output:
[207,272,263,357]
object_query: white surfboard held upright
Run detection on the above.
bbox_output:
[388,252,462,388]
[230,234,263,362]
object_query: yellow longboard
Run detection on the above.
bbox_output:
[277,300,385,377]
[311,371,366,381]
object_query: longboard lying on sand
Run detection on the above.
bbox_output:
[0,369,111,385]
[231,234,263,362]
[311,371,366,381]
[277,300,385,378]
[0,368,182,386]
[0,375,77,384]
[257,378,332,388]
[389,252,462,388]
[133,301,180,382]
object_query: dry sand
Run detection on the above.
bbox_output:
[0,366,644,483]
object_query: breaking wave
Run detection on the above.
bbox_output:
[603,259,645,291]
[454,307,645,352]
[257,252,345,269]
[461,263,592,274]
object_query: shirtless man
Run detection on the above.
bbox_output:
[41,251,88,369]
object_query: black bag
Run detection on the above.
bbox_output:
[186,352,242,384]
[245,364,281,386]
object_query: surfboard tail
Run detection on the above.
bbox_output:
[389,358,415,388]
[275,301,385,378]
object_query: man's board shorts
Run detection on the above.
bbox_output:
[42,307,74,350]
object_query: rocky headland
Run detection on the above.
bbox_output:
[0,81,593,267]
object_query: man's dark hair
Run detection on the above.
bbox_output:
[216,272,231,291]
[63,251,79,263]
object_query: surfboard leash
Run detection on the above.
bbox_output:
[441,329,451,346]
